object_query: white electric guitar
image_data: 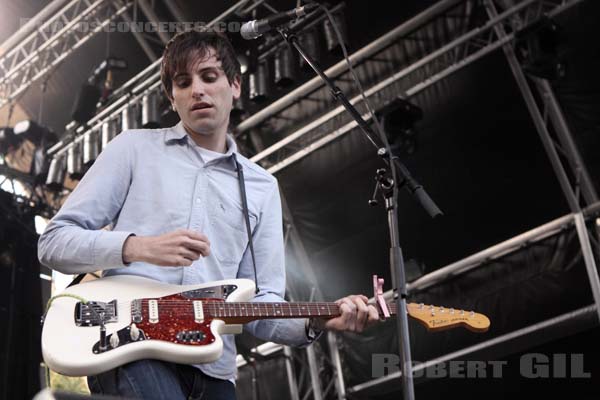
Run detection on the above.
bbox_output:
[41,274,490,376]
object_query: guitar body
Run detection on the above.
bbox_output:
[42,275,256,377]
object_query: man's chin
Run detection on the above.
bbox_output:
[183,122,217,136]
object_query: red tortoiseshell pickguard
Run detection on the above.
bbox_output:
[135,295,225,346]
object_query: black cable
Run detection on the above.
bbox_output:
[317,3,400,203]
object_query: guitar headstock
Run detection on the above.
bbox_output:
[406,303,490,333]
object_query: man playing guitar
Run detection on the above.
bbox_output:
[38,29,379,399]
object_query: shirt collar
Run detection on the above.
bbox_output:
[164,121,188,142]
[166,121,239,158]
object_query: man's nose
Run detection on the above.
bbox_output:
[191,76,206,98]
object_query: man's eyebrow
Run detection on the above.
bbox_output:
[173,66,222,79]
[196,66,223,73]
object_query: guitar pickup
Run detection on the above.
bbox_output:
[75,300,118,327]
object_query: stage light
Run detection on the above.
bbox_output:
[92,57,128,102]
[142,91,161,128]
[45,155,66,191]
[248,59,270,103]
[101,118,120,149]
[274,45,298,88]
[516,17,565,80]
[30,145,48,182]
[238,53,250,75]
[377,97,423,155]
[121,103,139,131]
[82,128,100,168]
[13,120,57,147]
[66,141,83,180]
[323,12,348,53]
[71,83,102,124]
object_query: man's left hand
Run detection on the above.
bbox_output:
[313,295,380,333]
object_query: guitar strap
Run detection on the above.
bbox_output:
[67,272,86,288]
[67,153,261,294]
[232,153,260,294]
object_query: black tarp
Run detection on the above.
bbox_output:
[0,191,43,400]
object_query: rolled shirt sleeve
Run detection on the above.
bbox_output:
[38,131,136,274]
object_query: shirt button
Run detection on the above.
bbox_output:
[195,198,201,204]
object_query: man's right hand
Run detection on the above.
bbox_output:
[122,229,210,266]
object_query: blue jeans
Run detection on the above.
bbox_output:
[87,360,236,400]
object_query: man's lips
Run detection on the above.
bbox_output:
[190,102,212,111]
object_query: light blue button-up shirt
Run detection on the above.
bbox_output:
[38,122,311,380]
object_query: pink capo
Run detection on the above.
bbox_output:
[373,275,390,320]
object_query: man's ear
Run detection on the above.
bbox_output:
[231,75,241,100]
[164,88,176,111]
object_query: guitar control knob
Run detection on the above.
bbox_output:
[130,323,140,341]
[110,334,120,348]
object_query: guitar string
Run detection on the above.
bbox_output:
[120,301,401,309]
[109,301,401,311]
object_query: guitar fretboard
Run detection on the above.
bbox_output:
[202,301,399,319]
[137,298,400,324]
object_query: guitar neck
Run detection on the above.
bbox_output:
[205,301,399,324]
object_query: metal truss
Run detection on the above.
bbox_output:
[0,0,132,109]
[45,0,269,157]
[247,0,585,174]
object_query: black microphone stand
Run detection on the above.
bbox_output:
[277,27,443,400]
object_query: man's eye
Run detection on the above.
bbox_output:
[175,79,190,87]
[203,73,218,82]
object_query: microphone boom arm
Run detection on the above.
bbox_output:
[277,28,442,218]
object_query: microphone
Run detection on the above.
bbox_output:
[240,3,319,40]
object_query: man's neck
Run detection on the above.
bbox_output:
[183,124,227,153]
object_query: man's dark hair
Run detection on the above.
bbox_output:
[160,29,241,99]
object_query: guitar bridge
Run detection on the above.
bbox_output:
[75,300,118,326]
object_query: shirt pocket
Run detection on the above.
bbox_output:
[209,194,258,266]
